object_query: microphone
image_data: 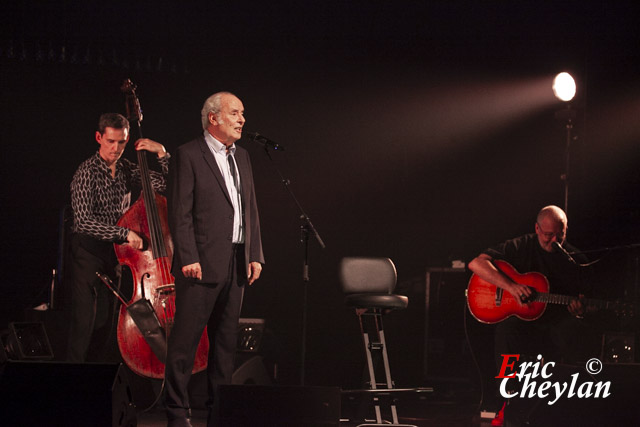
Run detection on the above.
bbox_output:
[552,241,576,264]
[243,132,285,151]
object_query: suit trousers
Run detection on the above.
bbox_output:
[165,244,246,423]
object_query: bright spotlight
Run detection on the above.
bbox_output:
[553,72,576,102]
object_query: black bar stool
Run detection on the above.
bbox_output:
[339,257,418,426]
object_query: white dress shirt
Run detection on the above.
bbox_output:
[204,131,244,244]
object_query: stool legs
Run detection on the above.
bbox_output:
[357,309,399,424]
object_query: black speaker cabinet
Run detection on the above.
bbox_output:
[386,268,493,385]
[601,331,635,363]
[383,266,495,399]
[426,268,496,382]
[188,354,273,409]
[213,384,341,426]
[1,321,54,360]
[0,361,135,427]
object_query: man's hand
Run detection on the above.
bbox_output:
[469,254,532,306]
[126,230,143,250]
[506,282,533,306]
[134,138,167,158]
[568,294,586,318]
[248,262,262,285]
[182,262,202,280]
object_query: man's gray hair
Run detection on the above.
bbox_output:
[200,91,236,130]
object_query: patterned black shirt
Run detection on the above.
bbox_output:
[70,151,170,243]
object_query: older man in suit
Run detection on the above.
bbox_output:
[165,92,265,427]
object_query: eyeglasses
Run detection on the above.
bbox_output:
[536,222,566,240]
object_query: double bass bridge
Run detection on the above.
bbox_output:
[154,284,176,332]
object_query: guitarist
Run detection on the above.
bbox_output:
[468,205,592,426]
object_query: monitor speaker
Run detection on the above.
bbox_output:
[212,384,341,426]
[188,354,272,409]
[0,361,135,427]
[1,322,54,360]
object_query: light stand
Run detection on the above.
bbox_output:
[552,72,577,215]
[555,105,577,216]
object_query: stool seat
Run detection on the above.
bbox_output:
[345,294,408,310]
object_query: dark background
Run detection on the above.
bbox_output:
[2,1,640,390]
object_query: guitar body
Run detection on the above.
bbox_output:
[466,260,550,324]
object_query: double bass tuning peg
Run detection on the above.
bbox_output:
[120,78,143,123]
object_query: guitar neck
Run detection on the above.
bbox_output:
[533,293,611,309]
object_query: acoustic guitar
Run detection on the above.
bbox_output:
[465,259,633,323]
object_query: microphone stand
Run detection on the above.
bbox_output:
[258,140,326,386]
[568,242,640,256]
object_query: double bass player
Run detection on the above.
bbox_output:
[68,112,168,362]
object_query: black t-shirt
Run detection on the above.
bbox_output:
[482,233,587,297]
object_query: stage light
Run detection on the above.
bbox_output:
[553,72,576,102]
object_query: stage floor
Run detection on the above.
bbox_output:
[136,402,493,427]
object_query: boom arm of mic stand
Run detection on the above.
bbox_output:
[262,144,326,251]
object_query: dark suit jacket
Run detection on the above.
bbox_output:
[168,135,264,285]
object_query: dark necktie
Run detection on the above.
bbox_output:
[227,153,244,218]
[227,153,241,193]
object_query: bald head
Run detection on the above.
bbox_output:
[536,205,567,226]
[535,205,568,252]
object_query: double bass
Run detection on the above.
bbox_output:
[113,79,209,378]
